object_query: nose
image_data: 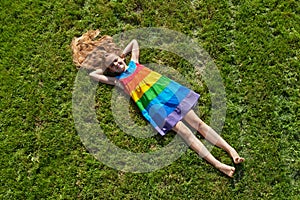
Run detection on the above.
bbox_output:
[116,59,124,65]
[113,60,118,66]
[117,57,123,63]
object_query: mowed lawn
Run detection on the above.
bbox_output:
[0,0,299,199]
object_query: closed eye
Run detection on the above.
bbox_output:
[110,58,118,67]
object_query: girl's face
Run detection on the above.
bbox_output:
[105,53,127,74]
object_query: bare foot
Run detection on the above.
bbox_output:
[216,163,235,178]
[233,156,245,164]
[229,148,245,164]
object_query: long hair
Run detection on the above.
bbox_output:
[70,30,121,70]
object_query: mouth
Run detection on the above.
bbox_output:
[117,63,125,72]
[114,63,125,72]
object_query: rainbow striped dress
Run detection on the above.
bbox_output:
[116,61,200,136]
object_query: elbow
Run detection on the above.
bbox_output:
[133,39,138,46]
[89,71,96,78]
[89,71,100,82]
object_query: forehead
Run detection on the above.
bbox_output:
[105,53,118,61]
[105,53,118,65]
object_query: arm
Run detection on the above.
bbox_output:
[121,39,139,63]
[89,69,119,86]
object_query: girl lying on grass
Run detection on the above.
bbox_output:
[71,30,244,177]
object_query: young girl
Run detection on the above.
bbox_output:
[71,30,244,177]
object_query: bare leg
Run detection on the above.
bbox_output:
[183,110,245,164]
[173,121,235,177]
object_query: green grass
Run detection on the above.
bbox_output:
[1,0,299,199]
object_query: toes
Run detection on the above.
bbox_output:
[228,167,235,178]
[234,157,245,164]
[218,165,236,177]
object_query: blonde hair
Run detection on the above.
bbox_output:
[71,29,121,70]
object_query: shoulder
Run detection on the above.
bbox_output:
[128,60,141,68]
[129,60,138,64]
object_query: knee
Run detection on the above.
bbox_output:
[197,120,205,131]
[173,121,194,140]
[184,111,206,131]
